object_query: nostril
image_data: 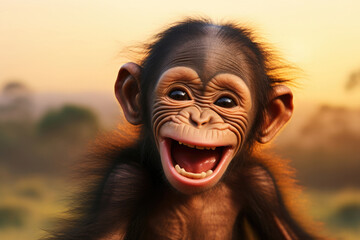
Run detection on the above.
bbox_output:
[189,118,198,127]
[189,118,208,127]
[187,108,212,127]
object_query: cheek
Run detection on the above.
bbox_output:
[222,114,250,150]
[234,98,257,140]
[151,97,193,139]
[215,105,255,152]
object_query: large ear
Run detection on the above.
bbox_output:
[257,85,294,143]
[115,62,142,125]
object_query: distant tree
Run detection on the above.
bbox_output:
[31,105,100,175]
[0,81,37,174]
[0,81,34,154]
[0,81,33,122]
[37,105,99,141]
[346,69,360,91]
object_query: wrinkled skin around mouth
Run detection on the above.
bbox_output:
[158,122,237,194]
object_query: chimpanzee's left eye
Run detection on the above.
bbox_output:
[214,96,237,108]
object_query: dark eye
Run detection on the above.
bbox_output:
[168,89,190,101]
[214,96,237,108]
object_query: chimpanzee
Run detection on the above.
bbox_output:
[47,18,323,240]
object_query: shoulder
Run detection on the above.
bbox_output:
[225,152,299,206]
[100,162,152,211]
[242,153,297,195]
[93,162,152,239]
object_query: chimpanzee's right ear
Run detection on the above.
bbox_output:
[115,62,142,125]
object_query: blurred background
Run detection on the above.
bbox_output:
[1,1,359,239]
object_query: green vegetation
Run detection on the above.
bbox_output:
[0,207,28,229]
[37,105,99,139]
[0,103,99,176]
[0,177,68,240]
[306,190,360,240]
[0,83,102,239]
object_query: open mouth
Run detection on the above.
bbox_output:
[158,124,237,192]
[158,134,236,192]
[170,140,225,179]
[162,138,233,181]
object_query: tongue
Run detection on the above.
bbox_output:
[172,143,221,173]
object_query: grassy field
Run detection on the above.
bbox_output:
[0,176,68,240]
[305,189,360,240]
[0,175,359,240]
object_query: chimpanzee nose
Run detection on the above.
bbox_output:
[185,106,218,127]
[190,113,209,127]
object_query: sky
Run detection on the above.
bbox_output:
[1,0,360,108]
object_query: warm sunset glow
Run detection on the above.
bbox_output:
[1,0,360,107]
[1,2,360,240]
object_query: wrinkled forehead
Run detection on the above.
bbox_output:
[160,34,252,88]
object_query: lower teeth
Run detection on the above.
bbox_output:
[175,164,213,179]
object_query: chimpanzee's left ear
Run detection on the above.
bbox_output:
[257,85,294,143]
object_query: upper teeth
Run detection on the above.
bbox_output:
[179,141,216,150]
